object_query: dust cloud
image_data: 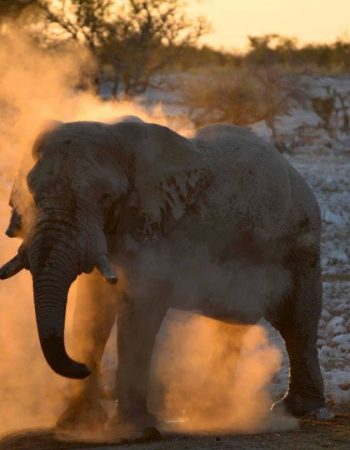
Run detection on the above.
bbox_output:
[0,28,294,440]
[129,245,295,434]
[0,28,181,436]
[153,312,296,434]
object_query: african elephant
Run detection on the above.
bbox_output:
[0,117,332,433]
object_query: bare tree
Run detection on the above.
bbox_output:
[36,0,113,52]
[30,0,208,96]
[103,0,208,96]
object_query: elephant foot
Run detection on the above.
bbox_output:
[271,393,334,420]
[56,396,108,431]
[105,406,161,442]
[302,407,335,420]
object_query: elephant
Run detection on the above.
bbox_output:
[0,117,333,434]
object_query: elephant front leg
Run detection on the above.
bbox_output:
[56,272,118,430]
[270,255,333,419]
[112,293,168,433]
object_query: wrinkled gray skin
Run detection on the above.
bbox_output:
[0,117,331,432]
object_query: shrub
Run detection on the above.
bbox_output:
[180,67,304,131]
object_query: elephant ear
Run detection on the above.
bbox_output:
[4,120,63,239]
[131,123,211,233]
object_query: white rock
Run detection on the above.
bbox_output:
[318,328,326,339]
[323,209,346,226]
[331,325,347,337]
[340,343,350,352]
[320,346,333,357]
[317,338,326,347]
[327,385,350,404]
[332,302,348,314]
[332,333,350,345]
[322,177,338,191]
[321,309,331,320]
[326,316,345,336]
[326,249,349,265]
[329,369,350,386]
[327,316,345,326]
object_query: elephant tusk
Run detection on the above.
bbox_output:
[0,252,26,279]
[96,254,118,284]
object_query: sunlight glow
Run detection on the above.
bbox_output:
[189,0,350,51]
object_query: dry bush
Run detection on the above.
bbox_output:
[180,67,304,131]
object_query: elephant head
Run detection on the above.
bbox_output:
[0,118,210,379]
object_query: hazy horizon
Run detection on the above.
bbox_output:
[189,0,350,51]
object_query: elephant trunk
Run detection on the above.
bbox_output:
[0,196,117,378]
[29,225,90,379]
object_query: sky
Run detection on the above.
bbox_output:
[189,0,350,51]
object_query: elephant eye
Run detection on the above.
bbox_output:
[101,193,113,208]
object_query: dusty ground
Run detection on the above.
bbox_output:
[1,407,350,450]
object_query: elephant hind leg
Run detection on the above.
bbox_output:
[268,249,332,419]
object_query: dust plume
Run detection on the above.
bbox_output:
[128,246,296,435]
[153,312,296,434]
[0,28,188,437]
